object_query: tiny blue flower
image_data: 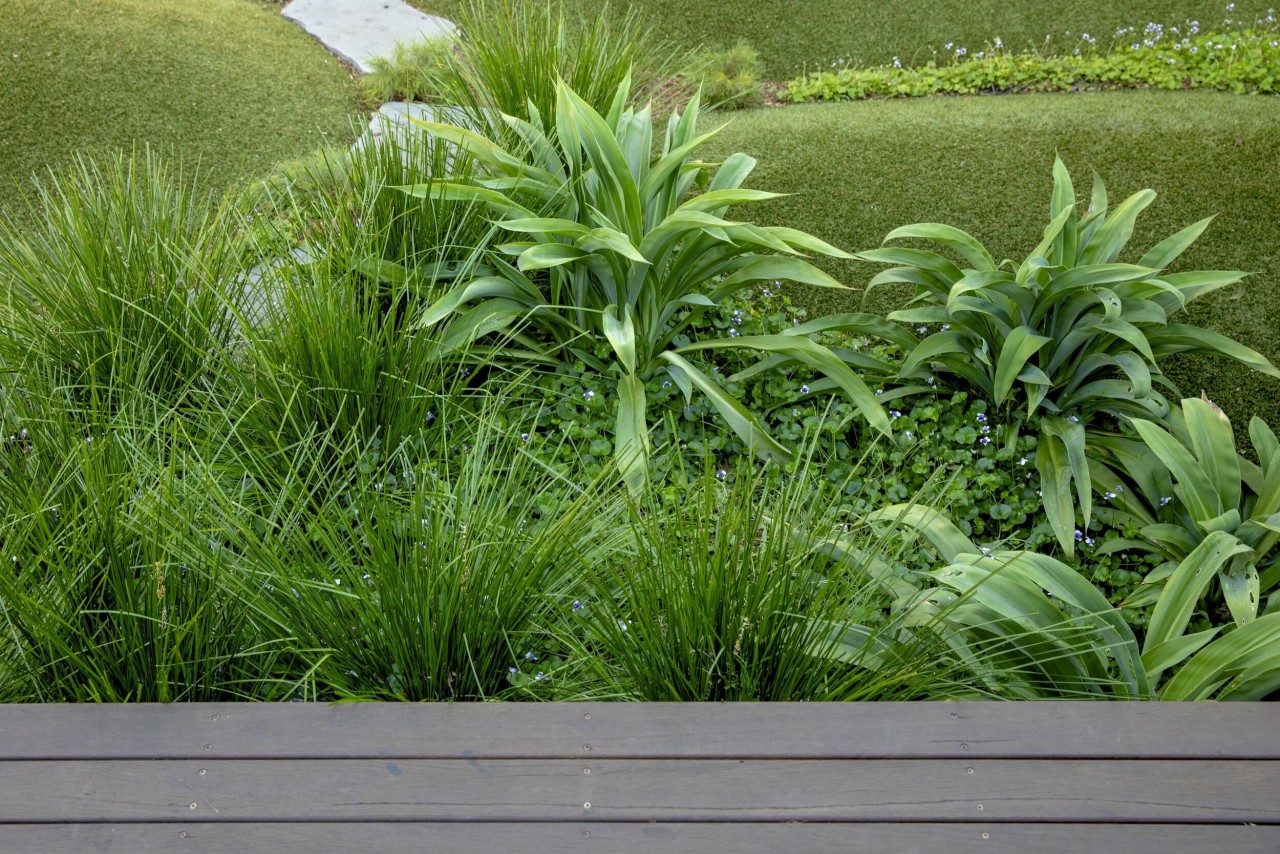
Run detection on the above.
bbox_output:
[509,667,518,675]
[572,600,583,611]
[800,385,810,394]
[521,432,530,442]
[584,390,595,401]
[976,413,987,422]
[979,436,991,445]
[1075,530,1084,541]
[890,410,902,418]
[525,651,537,662]
[716,469,728,481]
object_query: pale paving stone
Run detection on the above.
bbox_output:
[282,0,456,73]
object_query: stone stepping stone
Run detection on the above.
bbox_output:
[282,0,456,73]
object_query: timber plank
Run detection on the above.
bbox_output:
[1,759,1274,823]
[1,702,1277,760]
[4,823,1280,854]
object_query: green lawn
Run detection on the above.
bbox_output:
[708,90,1280,428]
[0,0,361,220]
[408,0,1255,79]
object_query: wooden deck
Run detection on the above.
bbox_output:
[2,702,1278,852]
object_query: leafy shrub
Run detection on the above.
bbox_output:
[687,40,764,109]
[786,19,1280,102]
[404,77,888,486]
[848,156,1279,556]
[1091,396,1280,627]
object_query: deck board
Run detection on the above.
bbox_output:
[1,758,1275,823]
[1,702,1277,852]
[4,823,1280,854]
[2,702,1276,760]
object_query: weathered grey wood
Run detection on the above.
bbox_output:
[2,759,1274,823]
[3,702,1277,760]
[4,823,1280,854]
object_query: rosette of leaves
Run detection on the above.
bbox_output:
[868,503,1280,700]
[399,76,889,487]
[845,156,1279,556]
[1090,396,1280,636]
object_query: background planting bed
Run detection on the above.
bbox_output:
[2,703,1278,853]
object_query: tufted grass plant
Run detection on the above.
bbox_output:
[143,401,628,702]
[567,452,980,701]
[0,151,248,417]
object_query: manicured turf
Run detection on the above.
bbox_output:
[708,90,1280,429]
[0,0,361,220]
[408,0,1254,79]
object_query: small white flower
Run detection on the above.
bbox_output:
[584,390,595,401]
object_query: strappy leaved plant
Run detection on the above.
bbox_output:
[1090,396,1280,630]
[845,157,1279,555]
[869,503,1280,700]
[401,77,889,486]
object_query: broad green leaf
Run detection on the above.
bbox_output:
[993,326,1051,406]
[602,304,637,374]
[882,222,996,271]
[1140,626,1220,677]
[1220,556,1261,627]
[417,277,536,329]
[657,351,792,462]
[578,227,648,264]
[1036,425,1077,557]
[679,334,891,437]
[1159,611,1280,699]
[1078,188,1157,265]
[713,256,846,292]
[864,504,978,563]
[1146,325,1280,378]
[614,373,649,493]
[1145,530,1254,653]
[1183,396,1242,512]
[1137,216,1214,271]
[1132,417,1222,522]
[516,243,593,271]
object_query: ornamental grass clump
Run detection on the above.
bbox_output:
[0,151,247,414]
[401,76,889,488]
[847,156,1279,556]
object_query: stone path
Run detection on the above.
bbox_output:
[281,0,456,74]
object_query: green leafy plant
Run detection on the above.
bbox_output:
[871,502,1280,700]
[786,20,1280,102]
[402,77,889,486]
[687,39,764,109]
[1090,396,1280,628]
[848,156,1279,555]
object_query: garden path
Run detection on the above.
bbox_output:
[281,0,456,73]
